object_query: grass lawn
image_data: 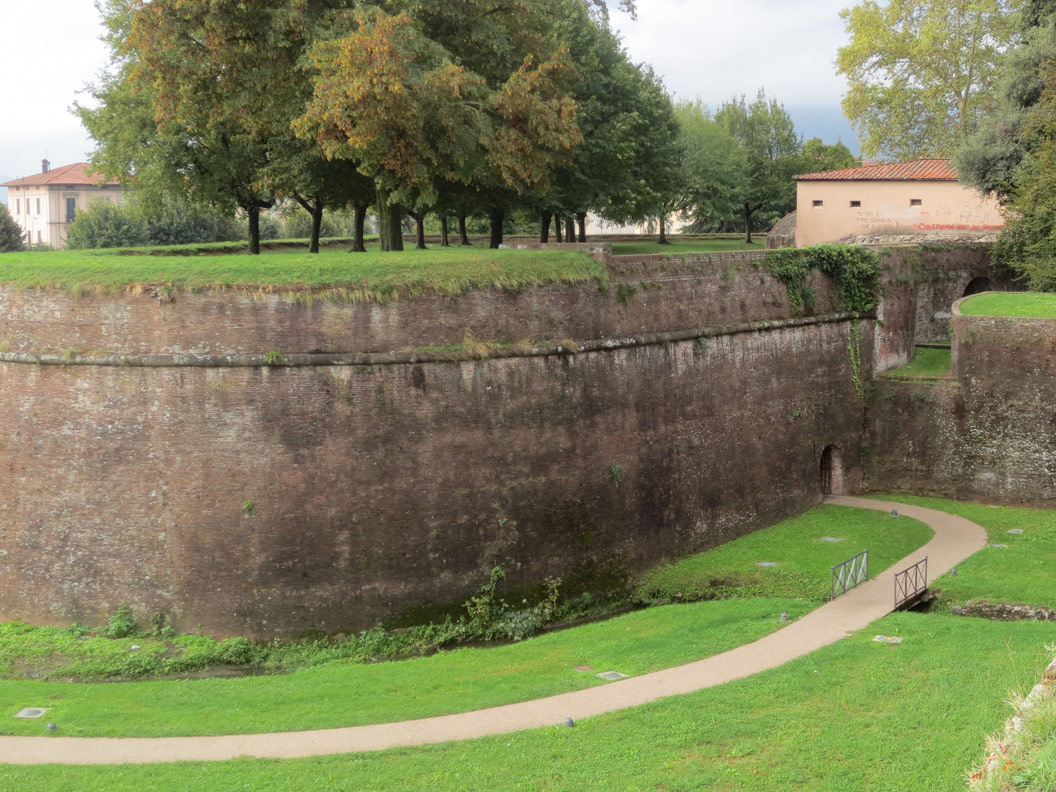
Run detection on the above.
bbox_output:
[870,495,1056,611]
[959,292,1056,318]
[0,247,603,297]
[882,346,952,380]
[636,504,933,604]
[0,598,811,738]
[2,614,1052,791]
[0,504,931,738]
[610,238,763,256]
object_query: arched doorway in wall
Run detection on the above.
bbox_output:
[963,277,992,297]
[820,445,845,496]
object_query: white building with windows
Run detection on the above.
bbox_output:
[2,160,125,248]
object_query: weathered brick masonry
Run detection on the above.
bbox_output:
[867,302,1056,503]
[871,244,1010,372]
[0,245,1011,637]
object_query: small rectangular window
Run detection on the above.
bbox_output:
[15,199,20,215]
[37,231,42,243]
[35,198,40,215]
[812,200,824,207]
[910,198,922,206]
[65,197,77,223]
[850,200,861,208]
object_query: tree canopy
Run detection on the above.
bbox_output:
[956,1,1056,197]
[78,0,846,252]
[714,91,803,243]
[83,0,664,252]
[991,62,1056,288]
[0,203,24,253]
[837,0,1022,160]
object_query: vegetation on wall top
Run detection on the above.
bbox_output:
[763,244,882,314]
[0,247,605,301]
[960,291,1056,318]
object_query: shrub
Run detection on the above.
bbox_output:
[143,202,242,246]
[102,603,140,638]
[66,200,149,249]
[0,202,23,252]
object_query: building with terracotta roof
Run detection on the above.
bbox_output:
[793,158,1003,248]
[1,160,125,248]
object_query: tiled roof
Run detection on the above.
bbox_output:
[1,163,121,188]
[795,158,958,182]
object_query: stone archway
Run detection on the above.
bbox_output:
[820,445,845,496]
[963,276,992,297]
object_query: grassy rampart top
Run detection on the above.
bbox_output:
[959,292,1056,318]
[0,247,606,298]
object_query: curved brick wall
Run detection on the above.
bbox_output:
[0,252,839,358]
[0,252,878,637]
[866,296,1056,503]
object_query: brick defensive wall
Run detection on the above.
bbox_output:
[0,245,1009,636]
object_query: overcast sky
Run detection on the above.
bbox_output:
[0,0,858,203]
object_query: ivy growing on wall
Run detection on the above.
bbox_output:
[764,245,882,314]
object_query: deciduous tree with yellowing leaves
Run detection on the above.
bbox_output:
[296,3,582,250]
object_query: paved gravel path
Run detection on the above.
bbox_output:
[0,496,987,765]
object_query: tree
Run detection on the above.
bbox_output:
[536,0,683,243]
[957,3,1056,197]
[672,101,748,234]
[715,90,802,243]
[80,0,340,254]
[837,0,1021,160]
[0,203,24,253]
[992,62,1056,288]
[297,4,581,250]
[796,138,857,174]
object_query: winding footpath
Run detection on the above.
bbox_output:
[0,496,988,765]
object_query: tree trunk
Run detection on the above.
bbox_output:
[377,186,404,252]
[576,212,587,243]
[540,211,553,243]
[410,212,427,250]
[658,213,671,245]
[309,203,324,254]
[489,210,504,249]
[350,203,368,252]
[458,211,472,246]
[565,217,576,244]
[743,203,753,245]
[247,205,261,255]
[440,216,450,247]
[555,216,564,243]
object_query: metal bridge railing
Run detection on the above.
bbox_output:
[831,549,869,600]
[894,557,928,610]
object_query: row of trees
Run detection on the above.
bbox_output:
[81,0,850,253]
[82,0,653,253]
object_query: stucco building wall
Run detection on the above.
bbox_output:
[795,180,1003,248]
